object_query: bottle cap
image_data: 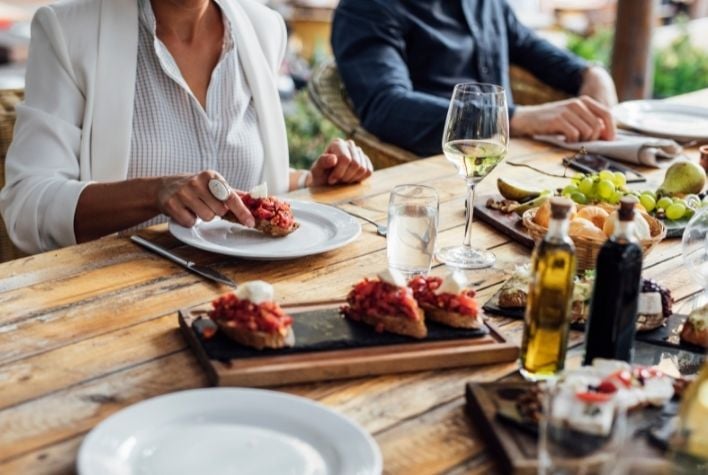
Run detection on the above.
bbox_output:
[549,197,573,220]
[618,196,637,221]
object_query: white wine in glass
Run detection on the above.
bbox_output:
[437,83,509,269]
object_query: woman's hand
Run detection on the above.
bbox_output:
[157,170,254,228]
[309,138,373,186]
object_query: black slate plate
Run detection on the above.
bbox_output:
[635,314,706,354]
[192,306,488,362]
[482,288,586,331]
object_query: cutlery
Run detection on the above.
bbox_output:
[131,235,238,288]
[337,207,387,237]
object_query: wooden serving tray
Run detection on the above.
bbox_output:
[473,194,535,249]
[179,302,519,387]
[465,382,673,475]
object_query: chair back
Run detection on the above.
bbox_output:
[307,62,570,169]
[0,89,25,263]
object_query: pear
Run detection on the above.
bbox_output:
[497,178,543,203]
[657,161,706,197]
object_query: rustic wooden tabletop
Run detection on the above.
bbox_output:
[0,90,705,474]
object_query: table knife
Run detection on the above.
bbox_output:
[130,235,238,288]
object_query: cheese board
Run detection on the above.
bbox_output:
[179,302,519,387]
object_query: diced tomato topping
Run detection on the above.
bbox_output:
[606,369,633,388]
[596,381,618,394]
[341,278,422,321]
[209,293,293,334]
[242,194,295,230]
[408,276,478,317]
[576,391,613,404]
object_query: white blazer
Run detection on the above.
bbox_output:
[0,0,289,254]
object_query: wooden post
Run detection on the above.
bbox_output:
[611,0,657,101]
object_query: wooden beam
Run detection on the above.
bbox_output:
[611,0,657,100]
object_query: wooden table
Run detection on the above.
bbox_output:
[1,91,705,474]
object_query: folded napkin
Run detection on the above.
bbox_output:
[534,131,683,168]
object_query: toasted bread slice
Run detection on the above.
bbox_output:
[498,288,526,308]
[355,309,427,339]
[425,307,482,329]
[255,218,299,237]
[680,319,708,348]
[217,321,295,350]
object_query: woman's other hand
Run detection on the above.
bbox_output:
[309,138,373,186]
[157,170,254,228]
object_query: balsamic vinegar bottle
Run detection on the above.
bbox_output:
[583,197,643,365]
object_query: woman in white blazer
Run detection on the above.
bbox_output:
[0,0,371,254]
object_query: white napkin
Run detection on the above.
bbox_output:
[534,131,682,168]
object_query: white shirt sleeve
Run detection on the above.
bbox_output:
[0,7,91,253]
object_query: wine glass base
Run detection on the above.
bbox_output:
[436,246,495,269]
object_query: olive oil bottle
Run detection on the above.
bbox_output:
[583,197,643,365]
[520,197,576,381]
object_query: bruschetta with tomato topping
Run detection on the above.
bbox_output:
[409,273,482,329]
[341,270,427,339]
[209,281,294,350]
[223,183,299,237]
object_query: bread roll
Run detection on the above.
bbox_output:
[569,218,606,241]
[577,206,609,230]
[603,211,652,240]
[534,199,576,228]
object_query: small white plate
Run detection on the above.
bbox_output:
[78,388,382,475]
[614,100,708,142]
[169,201,361,260]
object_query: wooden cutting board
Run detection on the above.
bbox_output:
[465,382,674,475]
[473,194,535,248]
[179,302,519,387]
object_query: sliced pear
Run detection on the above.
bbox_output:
[497,178,544,202]
[513,192,551,216]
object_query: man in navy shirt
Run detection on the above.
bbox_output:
[332,0,618,157]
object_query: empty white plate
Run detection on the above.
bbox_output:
[614,100,708,142]
[78,388,382,475]
[169,201,361,259]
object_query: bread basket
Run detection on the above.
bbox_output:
[522,206,666,272]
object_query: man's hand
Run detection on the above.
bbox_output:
[156,170,254,228]
[310,138,373,186]
[510,96,616,143]
[579,66,618,108]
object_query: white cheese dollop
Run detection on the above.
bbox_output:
[378,269,407,288]
[235,280,274,304]
[249,182,269,199]
[638,292,662,315]
[434,272,468,296]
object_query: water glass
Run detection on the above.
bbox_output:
[539,375,628,475]
[387,185,439,278]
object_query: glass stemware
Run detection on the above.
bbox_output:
[436,82,509,269]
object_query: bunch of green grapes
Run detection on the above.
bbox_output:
[642,193,703,221]
[562,170,628,205]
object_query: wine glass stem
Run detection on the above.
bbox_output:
[463,180,476,249]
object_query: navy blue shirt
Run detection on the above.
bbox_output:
[332,0,588,156]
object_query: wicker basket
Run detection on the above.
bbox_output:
[0,89,25,263]
[521,206,666,272]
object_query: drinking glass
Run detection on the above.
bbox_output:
[437,82,509,269]
[387,185,439,278]
[682,206,708,309]
[539,373,629,475]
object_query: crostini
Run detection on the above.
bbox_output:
[223,183,299,237]
[341,270,427,339]
[681,304,708,349]
[209,281,294,350]
[409,273,482,329]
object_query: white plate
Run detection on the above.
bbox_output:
[613,100,708,142]
[78,388,382,475]
[168,200,361,260]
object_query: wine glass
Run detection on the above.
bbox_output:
[682,206,708,309]
[436,82,509,269]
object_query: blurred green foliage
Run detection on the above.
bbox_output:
[285,90,342,169]
[566,22,708,98]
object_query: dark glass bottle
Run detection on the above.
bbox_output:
[583,197,643,365]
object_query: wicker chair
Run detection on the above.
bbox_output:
[307,62,570,169]
[0,89,25,263]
